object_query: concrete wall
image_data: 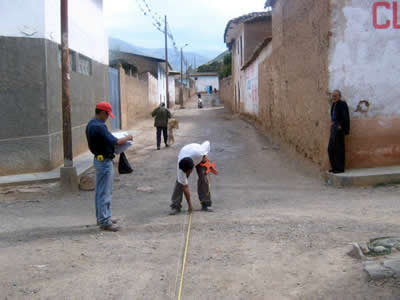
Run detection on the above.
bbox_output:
[193,76,220,93]
[220,76,234,111]
[0,37,109,175]
[329,0,400,168]
[0,0,108,64]
[148,73,159,106]
[258,0,331,168]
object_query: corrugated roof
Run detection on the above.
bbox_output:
[224,11,271,46]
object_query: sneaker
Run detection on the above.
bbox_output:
[100,224,121,232]
[169,208,181,215]
[201,207,213,212]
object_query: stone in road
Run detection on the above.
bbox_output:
[1,105,400,299]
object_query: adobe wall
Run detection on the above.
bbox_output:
[243,20,272,63]
[329,0,400,168]
[258,0,331,168]
[220,76,234,112]
[119,67,156,130]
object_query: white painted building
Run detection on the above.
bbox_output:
[191,73,219,93]
[0,0,108,65]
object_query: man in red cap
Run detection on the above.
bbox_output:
[86,101,133,232]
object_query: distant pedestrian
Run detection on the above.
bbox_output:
[151,102,172,150]
[170,141,212,215]
[328,90,350,174]
[86,102,133,232]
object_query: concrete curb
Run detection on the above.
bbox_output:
[324,166,400,187]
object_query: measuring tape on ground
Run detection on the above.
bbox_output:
[177,211,193,300]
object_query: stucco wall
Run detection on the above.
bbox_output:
[242,44,272,116]
[0,37,109,175]
[258,0,331,168]
[193,76,220,93]
[329,0,400,168]
[0,0,108,64]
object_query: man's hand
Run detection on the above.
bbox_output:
[183,185,193,212]
[117,135,133,145]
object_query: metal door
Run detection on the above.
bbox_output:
[109,67,121,130]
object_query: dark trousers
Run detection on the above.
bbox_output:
[328,125,345,172]
[156,127,168,148]
[170,165,212,210]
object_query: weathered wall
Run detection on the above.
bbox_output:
[148,73,159,106]
[242,44,272,116]
[258,0,331,168]
[220,76,234,112]
[0,37,109,175]
[243,19,272,63]
[119,67,158,130]
[329,0,400,168]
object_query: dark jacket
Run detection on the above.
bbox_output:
[331,100,350,135]
[152,106,171,128]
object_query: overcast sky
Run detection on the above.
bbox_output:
[104,0,266,57]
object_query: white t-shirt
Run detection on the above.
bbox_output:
[177,141,210,185]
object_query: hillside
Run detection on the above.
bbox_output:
[109,37,213,71]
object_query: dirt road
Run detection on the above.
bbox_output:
[1,99,400,299]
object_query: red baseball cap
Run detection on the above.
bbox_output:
[96,102,115,119]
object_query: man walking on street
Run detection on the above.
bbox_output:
[328,90,350,174]
[86,102,133,232]
[152,102,172,150]
[170,141,213,215]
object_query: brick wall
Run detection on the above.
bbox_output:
[258,0,331,168]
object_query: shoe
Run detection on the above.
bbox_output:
[201,207,213,212]
[157,147,160,150]
[111,218,120,224]
[328,169,335,173]
[165,144,169,148]
[169,208,181,215]
[100,224,121,232]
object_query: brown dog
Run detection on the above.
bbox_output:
[168,119,179,145]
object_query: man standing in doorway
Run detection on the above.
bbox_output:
[170,141,213,215]
[86,102,133,232]
[152,103,172,150]
[328,90,350,174]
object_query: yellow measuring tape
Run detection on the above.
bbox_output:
[177,211,192,300]
[177,173,211,299]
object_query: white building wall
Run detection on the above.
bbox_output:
[157,64,166,105]
[329,0,400,117]
[0,0,108,64]
[168,76,175,105]
[242,44,272,115]
[193,76,220,93]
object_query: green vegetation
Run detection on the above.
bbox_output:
[196,52,232,79]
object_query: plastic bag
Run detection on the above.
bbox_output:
[118,152,133,174]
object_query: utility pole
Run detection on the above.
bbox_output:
[180,44,188,109]
[164,15,169,108]
[180,47,184,108]
[60,0,78,191]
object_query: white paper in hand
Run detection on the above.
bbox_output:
[112,132,133,154]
